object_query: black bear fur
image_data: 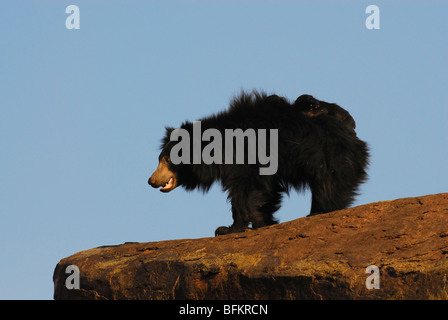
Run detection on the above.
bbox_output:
[148,91,369,236]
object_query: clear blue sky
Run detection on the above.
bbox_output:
[0,1,447,299]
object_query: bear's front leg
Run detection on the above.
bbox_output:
[215,223,251,236]
[214,212,250,236]
[214,188,250,236]
[214,187,282,236]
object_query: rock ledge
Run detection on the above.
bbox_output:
[53,193,448,300]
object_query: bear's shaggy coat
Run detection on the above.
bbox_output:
[148,91,369,236]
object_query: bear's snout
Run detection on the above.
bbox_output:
[148,177,158,188]
[148,159,178,193]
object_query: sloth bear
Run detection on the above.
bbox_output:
[148,91,369,236]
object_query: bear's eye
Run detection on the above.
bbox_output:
[164,156,171,163]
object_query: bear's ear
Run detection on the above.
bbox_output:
[165,126,175,135]
[161,126,175,148]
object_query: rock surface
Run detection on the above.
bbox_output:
[53,193,448,300]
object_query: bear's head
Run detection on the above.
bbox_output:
[148,128,181,193]
[148,154,179,193]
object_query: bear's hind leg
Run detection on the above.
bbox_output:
[308,178,355,216]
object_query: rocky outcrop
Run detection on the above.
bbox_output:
[53,193,448,300]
